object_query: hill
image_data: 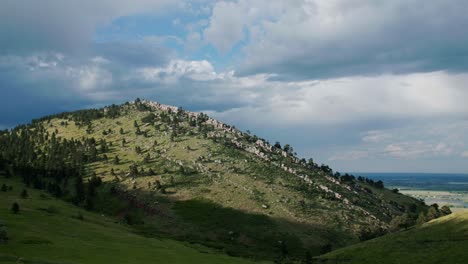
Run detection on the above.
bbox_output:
[0,176,263,264]
[0,99,429,262]
[316,210,468,264]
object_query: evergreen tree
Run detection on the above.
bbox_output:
[11,202,19,214]
[135,146,141,154]
[170,176,175,186]
[426,205,440,221]
[440,205,452,216]
[416,212,427,226]
[0,220,8,243]
[129,164,139,177]
[74,176,85,204]
[390,213,412,231]
[144,153,150,163]
[155,180,162,190]
[20,189,28,199]
[303,252,312,264]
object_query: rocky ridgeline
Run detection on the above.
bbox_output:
[140,99,359,207]
[139,100,386,222]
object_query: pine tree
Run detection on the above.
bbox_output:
[155,180,162,190]
[20,189,28,199]
[440,205,452,216]
[416,212,426,226]
[144,153,150,163]
[11,202,19,214]
[74,176,85,203]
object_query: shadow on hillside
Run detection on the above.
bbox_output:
[94,181,353,262]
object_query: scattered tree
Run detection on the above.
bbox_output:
[20,189,28,199]
[74,176,85,204]
[426,204,441,221]
[440,205,452,216]
[143,153,151,163]
[390,213,413,231]
[11,202,19,214]
[416,212,427,226]
[0,220,8,243]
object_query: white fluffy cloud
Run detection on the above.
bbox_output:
[204,0,468,77]
[138,59,234,83]
[206,71,468,126]
[1,1,468,172]
[361,131,392,143]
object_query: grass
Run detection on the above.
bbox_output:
[0,177,266,264]
[7,103,430,261]
[316,211,468,264]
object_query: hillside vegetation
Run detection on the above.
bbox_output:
[0,176,262,264]
[316,210,468,264]
[0,99,431,262]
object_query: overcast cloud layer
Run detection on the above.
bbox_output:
[1,0,467,173]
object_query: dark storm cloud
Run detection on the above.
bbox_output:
[0,0,173,54]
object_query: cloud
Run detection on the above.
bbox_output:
[329,150,369,161]
[0,0,176,54]
[93,37,176,67]
[204,0,468,78]
[361,131,392,143]
[462,151,468,158]
[1,1,467,173]
[207,71,468,126]
[325,120,468,168]
[382,141,451,159]
[137,59,233,83]
[72,59,113,92]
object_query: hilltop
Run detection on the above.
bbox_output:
[0,99,432,262]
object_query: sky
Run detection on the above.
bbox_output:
[1,0,468,173]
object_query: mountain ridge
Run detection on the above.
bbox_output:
[0,98,431,261]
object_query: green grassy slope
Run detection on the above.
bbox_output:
[316,211,468,264]
[0,177,264,264]
[0,99,429,261]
